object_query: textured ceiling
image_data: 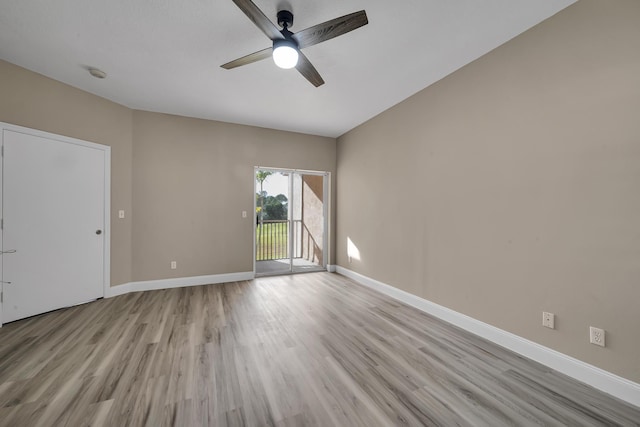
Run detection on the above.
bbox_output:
[0,0,575,137]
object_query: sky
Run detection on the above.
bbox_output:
[257,171,289,197]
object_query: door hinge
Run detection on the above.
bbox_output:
[1,145,3,157]
[1,218,3,230]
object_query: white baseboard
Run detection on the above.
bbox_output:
[335,266,640,408]
[106,271,255,298]
[327,264,337,273]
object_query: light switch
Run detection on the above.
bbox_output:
[118,210,125,219]
[242,210,247,218]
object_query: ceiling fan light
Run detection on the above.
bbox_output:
[273,40,299,69]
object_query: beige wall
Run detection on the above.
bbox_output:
[131,111,335,281]
[0,60,133,286]
[337,0,640,382]
[0,60,336,286]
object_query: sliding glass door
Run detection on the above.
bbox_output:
[255,168,327,276]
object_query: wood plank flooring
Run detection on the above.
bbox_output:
[0,272,638,426]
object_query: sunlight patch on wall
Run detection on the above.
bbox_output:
[347,237,361,262]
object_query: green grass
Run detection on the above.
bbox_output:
[256,222,289,260]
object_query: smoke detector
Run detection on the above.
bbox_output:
[88,67,107,79]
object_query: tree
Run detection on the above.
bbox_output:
[262,194,288,220]
[255,171,273,248]
[255,171,273,222]
[264,199,287,220]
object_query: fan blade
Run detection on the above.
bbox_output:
[221,47,273,69]
[232,0,283,41]
[295,52,324,87]
[292,10,368,49]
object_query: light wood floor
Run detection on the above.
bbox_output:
[0,273,638,426]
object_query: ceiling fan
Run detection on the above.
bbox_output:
[221,0,368,87]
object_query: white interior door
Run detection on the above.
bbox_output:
[2,127,108,324]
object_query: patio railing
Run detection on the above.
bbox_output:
[256,220,303,261]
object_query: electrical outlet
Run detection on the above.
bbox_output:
[589,326,605,347]
[170,261,177,270]
[542,312,555,329]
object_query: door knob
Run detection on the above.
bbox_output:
[96,230,102,235]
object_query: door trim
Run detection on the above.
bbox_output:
[0,122,111,327]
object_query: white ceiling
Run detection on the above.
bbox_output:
[0,0,575,138]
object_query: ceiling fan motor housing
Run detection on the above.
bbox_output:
[277,10,294,28]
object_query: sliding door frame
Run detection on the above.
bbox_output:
[253,166,329,276]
